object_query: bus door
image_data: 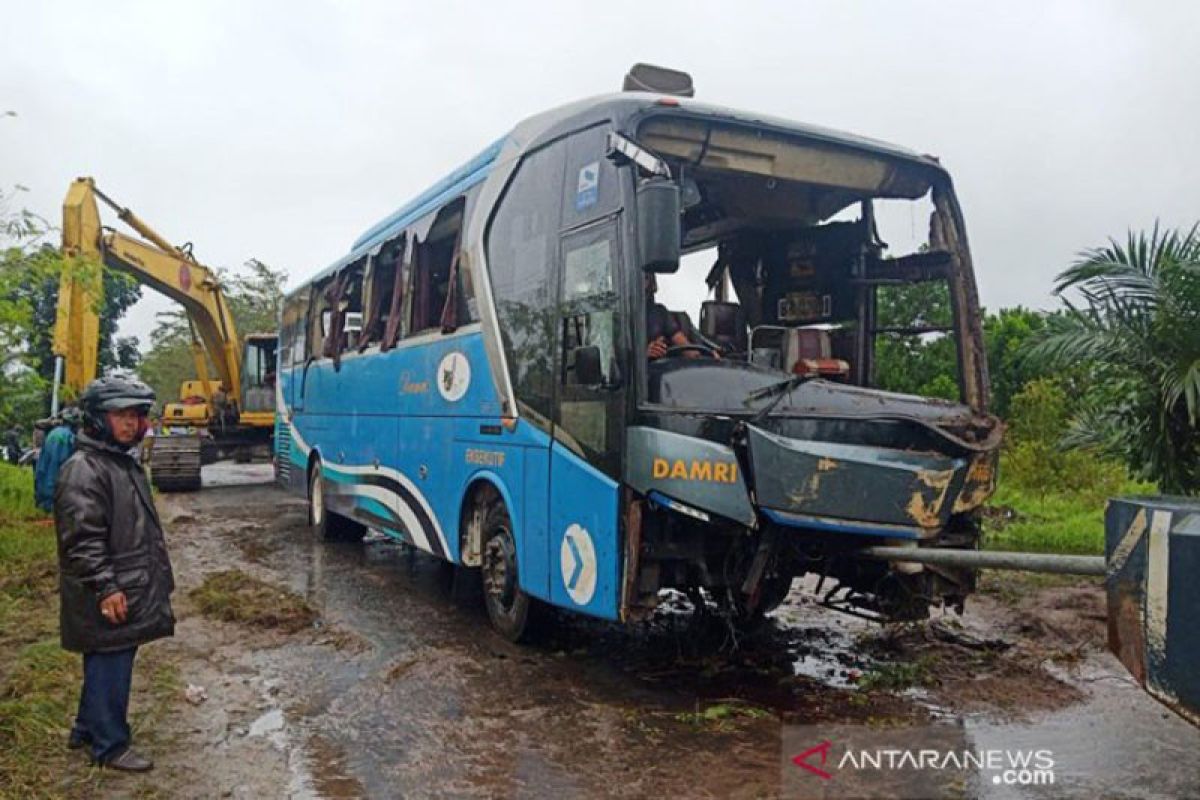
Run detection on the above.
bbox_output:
[548,218,625,619]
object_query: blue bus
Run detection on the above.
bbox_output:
[276,66,1002,640]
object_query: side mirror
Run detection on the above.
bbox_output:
[573,346,604,385]
[636,178,680,273]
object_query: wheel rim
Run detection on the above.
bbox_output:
[310,469,324,526]
[483,524,518,615]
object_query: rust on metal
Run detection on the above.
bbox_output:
[905,468,955,529]
[620,495,646,621]
[952,451,999,513]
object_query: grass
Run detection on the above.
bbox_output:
[982,462,1155,556]
[190,569,316,633]
[0,462,40,520]
[674,700,772,730]
[856,657,935,693]
[0,463,179,799]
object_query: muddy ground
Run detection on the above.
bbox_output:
[78,464,1200,799]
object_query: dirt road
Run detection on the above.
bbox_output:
[113,464,1200,799]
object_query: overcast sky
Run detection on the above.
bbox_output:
[3,1,1196,347]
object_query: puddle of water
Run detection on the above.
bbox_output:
[965,650,1200,799]
[201,462,276,488]
[247,707,284,738]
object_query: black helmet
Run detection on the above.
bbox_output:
[79,376,155,439]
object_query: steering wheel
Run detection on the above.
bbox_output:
[664,343,719,358]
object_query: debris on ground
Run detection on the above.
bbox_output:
[189,569,317,633]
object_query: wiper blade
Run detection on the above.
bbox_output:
[746,374,809,403]
[745,374,811,424]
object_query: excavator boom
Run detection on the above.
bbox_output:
[54,180,104,396]
[54,177,277,491]
[55,177,244,406]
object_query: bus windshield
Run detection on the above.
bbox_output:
[635,114,980,416]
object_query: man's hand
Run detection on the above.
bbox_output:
[647,337,669,360]
[99,591,128,624]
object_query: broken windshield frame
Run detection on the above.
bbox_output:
[627,111,989,419]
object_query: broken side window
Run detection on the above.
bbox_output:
[408,200,466,336]
[379,234,409,351]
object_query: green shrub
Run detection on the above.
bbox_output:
[0,462,39,522]
[1001,378,1128,503]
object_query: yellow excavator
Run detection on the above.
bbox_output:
[54,177,277,490]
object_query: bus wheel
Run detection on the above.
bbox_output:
[726,575,792,631]
[756,575,793,616]
[308,461,365,542]
[480,499,536,642]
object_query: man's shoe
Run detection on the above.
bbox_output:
[101,748,154,772]
[67,732,91,750]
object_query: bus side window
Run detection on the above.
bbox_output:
[485,143,565,422]
[409,199,467,335]
[561,231,618,386]
[383,236,410,348]
[409,239,443,334]
[338,264,365,353]
[358,237,405,350]
[310,278,333,360]
[282,286,311,366]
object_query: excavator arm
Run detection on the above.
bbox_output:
[55,177,244,409]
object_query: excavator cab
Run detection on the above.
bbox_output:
[240,334,278,421]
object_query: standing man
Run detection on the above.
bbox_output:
[35,408,80,512]
[54,377,174,772]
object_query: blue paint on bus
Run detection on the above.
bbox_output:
[277,325,622,621]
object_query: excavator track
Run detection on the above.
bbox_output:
[150,436,203,491]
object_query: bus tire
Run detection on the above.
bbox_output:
[729,575,792,632]
[480,498,538,642]
[308,460,366,542]
[757,574,793,616]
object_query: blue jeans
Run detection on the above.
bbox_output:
[71,647,138,762]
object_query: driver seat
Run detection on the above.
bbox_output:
[700,301,748,354]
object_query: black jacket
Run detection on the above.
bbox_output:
[54,432,175,653]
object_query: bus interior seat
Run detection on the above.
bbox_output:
[700,301,748,355]
[784,328,850,379]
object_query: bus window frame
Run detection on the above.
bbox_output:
[407,198,469,338]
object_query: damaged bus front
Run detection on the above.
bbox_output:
[616,105,1002,624]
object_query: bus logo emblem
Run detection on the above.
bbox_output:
[436,351,471,402]
[560,523,597,606]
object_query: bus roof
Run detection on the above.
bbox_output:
[300,93,947,290]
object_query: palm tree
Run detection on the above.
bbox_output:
[1029,223,1200,494]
